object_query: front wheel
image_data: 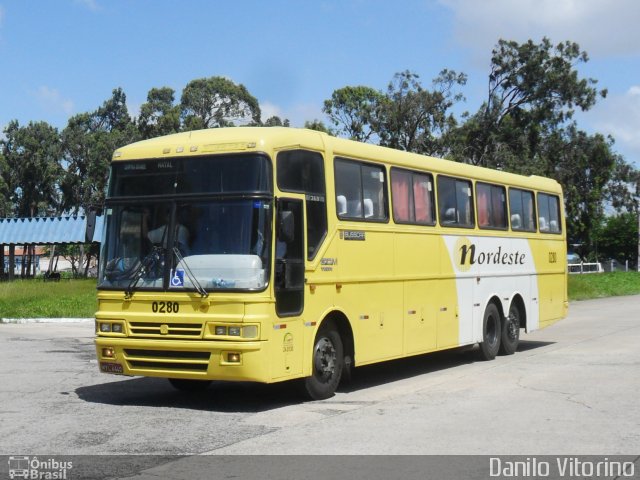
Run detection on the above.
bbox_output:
[478,303,501,361]
[303,322,344,400]
[499,302,521,355]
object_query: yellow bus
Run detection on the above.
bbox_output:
[95,127,567,399]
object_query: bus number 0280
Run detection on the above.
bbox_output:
[152,301,179,313]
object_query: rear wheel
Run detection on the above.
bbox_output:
[499,302,521,355]
[168,378,212,392]
[303,321,344,400]
[478,303,501,360]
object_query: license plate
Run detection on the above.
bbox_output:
[100,362,124,374]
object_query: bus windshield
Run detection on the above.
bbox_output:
[98,155,273,292]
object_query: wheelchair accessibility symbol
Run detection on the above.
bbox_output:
[171,269,185,287]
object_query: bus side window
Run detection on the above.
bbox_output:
[509,188,537,232]
[537,193,561,234]
[335,158,388,222]
[277,150,328,260]
[476,182,507,229]
[437,176,474,228]
[391,168,435,225]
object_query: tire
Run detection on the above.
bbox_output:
[499,302,521,355]
[478,303,501,361]
[303,322,344,400]
[168,378,212,392]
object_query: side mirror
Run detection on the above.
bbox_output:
[278,210,295,244]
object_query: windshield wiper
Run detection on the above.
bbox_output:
[124,247,163,299]
[173,247,209,298]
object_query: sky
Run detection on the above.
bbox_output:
[1,0,639,165]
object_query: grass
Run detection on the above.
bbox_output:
[0,279,97,318]
[0,272,638,318]
[568,271,640,301]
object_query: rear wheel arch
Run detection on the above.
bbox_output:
[489,295,505,320]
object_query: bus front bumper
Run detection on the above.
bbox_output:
[95,337,270,383]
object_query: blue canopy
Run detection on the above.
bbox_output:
[0,216,103,245]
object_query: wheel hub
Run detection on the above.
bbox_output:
[314,337,336,379]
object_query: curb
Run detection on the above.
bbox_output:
[0,318,94,324]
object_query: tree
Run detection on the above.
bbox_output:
[444,38,640,255]
[323,70,465,155]
[303,119,334,135]
[180,77,261,130]
[542,126,619,254]
[375,70,466,155]
[453,38,606,168]
[1,120,63,217]
[593,212,639,265]
[1,120,63,277]
[0,153,12,217]
[61,88,139,213]
[323,86,383,142]
[137,87,181,139]
[604,155,640,214]
[264,116,290,127]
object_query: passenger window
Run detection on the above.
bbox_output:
[277,150,328,260]
[509,188,537,232]
[391,168,435,225]
[537,193,561,233]
[277,150,325,194]
[437,176,474,228]
[476,182,507,229]
[335,158,388,221]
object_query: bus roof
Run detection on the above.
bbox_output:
[113,127,562,194]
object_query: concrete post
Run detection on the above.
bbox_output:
[8,244,15,281]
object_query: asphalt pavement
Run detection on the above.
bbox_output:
[1,295,639,477]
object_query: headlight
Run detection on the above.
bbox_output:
[112,323,123,333]
[211,324,259,339]
[99,323,112,333]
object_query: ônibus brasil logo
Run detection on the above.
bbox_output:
[8,456,73,479]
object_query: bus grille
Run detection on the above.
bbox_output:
[128,322,203,339]
[124,349,211,373]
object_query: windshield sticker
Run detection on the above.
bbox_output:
[170,269,185,287]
